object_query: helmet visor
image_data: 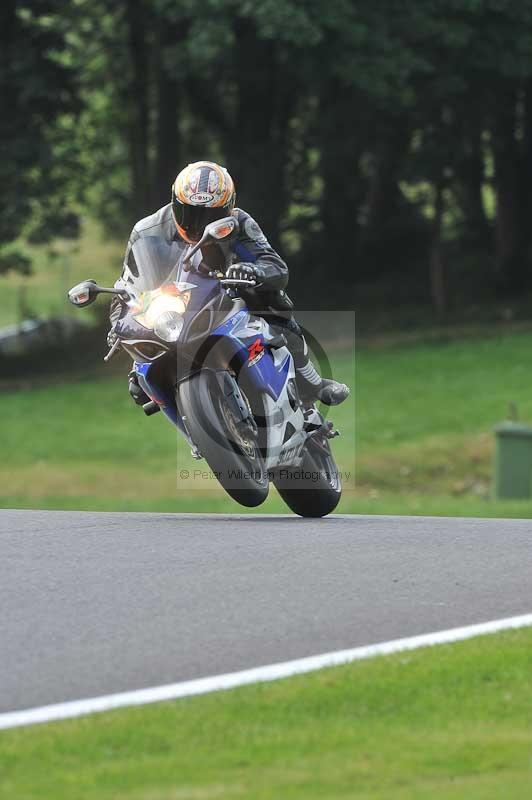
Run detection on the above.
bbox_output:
[172,198,228,242]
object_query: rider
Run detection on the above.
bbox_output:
[110,160,350,407]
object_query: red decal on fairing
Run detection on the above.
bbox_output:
[247,338,265,366]
[248,339,264,359]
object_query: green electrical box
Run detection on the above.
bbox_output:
[493,421,532,499]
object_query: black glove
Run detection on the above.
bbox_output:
[226,263,265,284]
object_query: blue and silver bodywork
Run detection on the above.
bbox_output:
[114,234,309,468]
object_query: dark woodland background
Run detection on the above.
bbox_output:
[4,0,532,318]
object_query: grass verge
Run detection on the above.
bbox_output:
[2,331,532,516]
[0,221,123,328]
[1,627,532,799]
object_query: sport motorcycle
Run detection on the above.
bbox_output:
[68,217,343,517]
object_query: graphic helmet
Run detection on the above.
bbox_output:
[171,161,236,243]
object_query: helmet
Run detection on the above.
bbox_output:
[171,161,236,243]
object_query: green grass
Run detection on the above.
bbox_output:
[2,324,532,798]
[2,627,532,799]
[2,330,532,516]
[0,220,123,327]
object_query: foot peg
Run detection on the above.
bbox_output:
[320,420,340,439]
[304,411,341,439]
[303,407,323,432]
[143,401,160,416]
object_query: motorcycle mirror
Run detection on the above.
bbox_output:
[68,280,100,307]
[183,216,240,268]
[208,217,239,240]
[68,280,128,307]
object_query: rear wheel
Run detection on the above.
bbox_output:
[273,436,341,517]
[178,371,269,507]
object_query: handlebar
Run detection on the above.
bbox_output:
[219,278,257,287]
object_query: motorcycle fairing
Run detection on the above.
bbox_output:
[212,312,306,468]
[124,242,311,469]
[134,361,183,431]
[212,313,291,401]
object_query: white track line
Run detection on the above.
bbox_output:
[2,612,532,731]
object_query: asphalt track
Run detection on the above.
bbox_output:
[1,510,532,715]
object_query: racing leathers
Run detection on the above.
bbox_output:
[109,203,349,406]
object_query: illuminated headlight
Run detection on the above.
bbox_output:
[143,294,187,323]
[154,310,184,342]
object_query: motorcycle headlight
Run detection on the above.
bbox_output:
[154,310,184,342]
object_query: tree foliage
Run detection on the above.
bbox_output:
[5,0,532,310]
[0,0,79,273]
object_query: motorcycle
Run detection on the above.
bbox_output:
[68,216,342,517]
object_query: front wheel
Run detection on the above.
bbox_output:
[178,371,269,508]
[273,437,342,517]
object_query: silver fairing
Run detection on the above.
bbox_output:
[229,312,307,468]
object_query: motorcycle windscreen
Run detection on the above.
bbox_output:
[125,235,186,292]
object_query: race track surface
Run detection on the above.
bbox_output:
[1,510,531,714]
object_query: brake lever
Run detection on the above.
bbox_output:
[104,337,121,362]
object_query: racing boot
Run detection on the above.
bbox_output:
[316,377,351,405]
[271,318,350,406]
[297,359,350,406]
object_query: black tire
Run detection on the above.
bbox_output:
[178,371,269,508]
[273,437,341,517]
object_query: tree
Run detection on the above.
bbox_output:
[0,0,79,274]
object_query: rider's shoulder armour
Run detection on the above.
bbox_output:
[233,208,270,249]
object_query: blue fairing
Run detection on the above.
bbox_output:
[213,313,291,401]
[249,348,291,400]
[135,361,181,429]
[213,309,248,337]
[132,272,290,432]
